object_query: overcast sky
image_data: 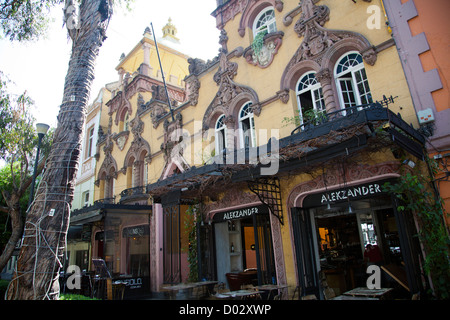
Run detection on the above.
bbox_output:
[0,0,221,128]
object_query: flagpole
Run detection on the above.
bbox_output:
[150,22,175,122]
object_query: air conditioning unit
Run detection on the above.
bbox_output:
[417,108,434,124]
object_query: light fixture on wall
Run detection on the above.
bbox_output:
[348,203,353,214]
[402,159,416,168]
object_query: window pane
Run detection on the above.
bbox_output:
[339,78,356,108]
[255,9,276,34]
[313,88,325,112]
[355,69,372,105]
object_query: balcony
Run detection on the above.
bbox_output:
[145,100,425,202]
[119,186,149,204]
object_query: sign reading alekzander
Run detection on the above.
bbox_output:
[212,204,268,223]
[303,179,394,208]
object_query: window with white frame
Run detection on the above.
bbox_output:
[296,72,326,125]
[335,52,372,111]
[83,191,90,207]
[86,126,94,158]
[215,115,227,154]
[239,102,256,148]
[253,7,277,37]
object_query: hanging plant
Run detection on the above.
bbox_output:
[251,29,268,56]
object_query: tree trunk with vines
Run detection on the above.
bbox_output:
[7,0,113,300]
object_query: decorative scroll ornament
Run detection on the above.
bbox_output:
[286,0,377,68]
[244,31,284,68]
[203,51,259,129]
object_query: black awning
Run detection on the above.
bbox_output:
[145,105,425,199]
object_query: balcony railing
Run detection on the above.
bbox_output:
[94,197,116,205]
[119,186,149,203]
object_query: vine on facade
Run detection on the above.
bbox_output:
[184,203,200,283]
[382,158,450,299]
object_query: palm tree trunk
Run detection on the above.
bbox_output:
[7,0,113,300]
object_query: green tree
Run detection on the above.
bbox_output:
[383,163,450,299]
[0,72,53,277]
[3,0,133,300]
[0,0,64,41]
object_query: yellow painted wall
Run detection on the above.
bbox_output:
[93,0,420,294]
[117,36,190,88]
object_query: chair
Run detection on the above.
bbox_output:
[226,273,242,291]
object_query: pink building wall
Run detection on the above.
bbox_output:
[384,0,450,225]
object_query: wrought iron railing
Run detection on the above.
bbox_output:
[119,186,148,203]
[93,197,116,205]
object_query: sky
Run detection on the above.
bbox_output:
[0,0,221,128]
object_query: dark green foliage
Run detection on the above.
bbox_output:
[383,162,450,299]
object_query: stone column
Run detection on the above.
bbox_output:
[316,68,338,115]
[141,42,153,77]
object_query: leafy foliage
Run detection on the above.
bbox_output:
[184,204,200,283]
[383,161,450,299]
[0,0,64,41]
[251,29,268,56]
[59,293,99,300]
[0,71,53,266]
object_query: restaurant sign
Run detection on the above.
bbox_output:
[213,204,268,223]
[303,179,393,207]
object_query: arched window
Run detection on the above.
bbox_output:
[215,115,227,154]
[253,7,276,37]
[124,113,130,131]
[296,72,325,124]
[239,102,256,148]
[335,52,372,111]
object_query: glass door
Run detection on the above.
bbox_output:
[291,207,321,298]
[253,212,275,285]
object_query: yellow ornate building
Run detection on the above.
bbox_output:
[70,2,438,300]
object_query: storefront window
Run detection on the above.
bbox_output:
[292,180,420,299]
[101,212,151,296]
[212,204,275,289]
[123,225,150,277]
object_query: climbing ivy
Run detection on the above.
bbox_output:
[184,203,200,283]
[382,159,450,299]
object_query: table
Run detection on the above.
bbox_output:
[193,281,218,298]
[162,281,218,299]
[221,289,261,300]
[331,295,378,300]
[343,287,393,299]
[254,284,288,300]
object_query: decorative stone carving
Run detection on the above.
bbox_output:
[276,89,290,104]
[124,114,151,167]
[203,51,259,129]
[185,75,201,106]
[113,131,129,151]
[219,29,229,53]
[161,112,184,162]
[244,31,284,68]
[98,116,118,181]
[281,0,377,91]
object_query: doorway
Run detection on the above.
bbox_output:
[211,205,276,290]
[293,193,413,299]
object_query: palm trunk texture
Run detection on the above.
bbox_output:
[7,0,112,300]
